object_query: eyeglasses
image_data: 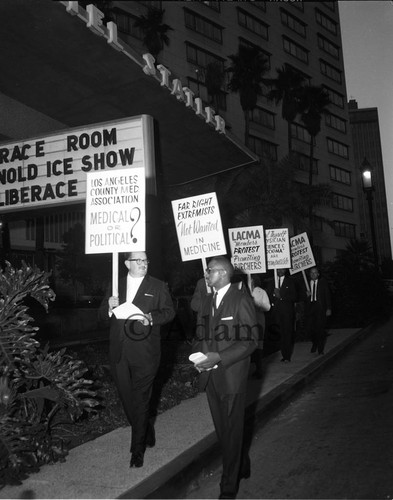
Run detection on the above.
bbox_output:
[205,267,223,274]
[127,259,149,265]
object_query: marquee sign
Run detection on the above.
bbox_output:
[0,115,153,213]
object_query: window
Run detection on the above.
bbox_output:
[203,1,220,12]
[26,219,35,241]
[44,212,84,244]
[250,107,275,129]
[330,165,351,185]
[184,9,223,43]
[318,34,339,59]
[112,10,143,39]
[281,9,306,38]
[321,2,336,12]
[249,136,278,161]
[290,2,304,11]
[238,9,269,40]
[253,2,266,12]
[327,138,349,158]
[324,86,344,108]
[295,152,318,174]
[285,63,312,85]
[291,123,314,144]
[315,9,337,35]
[332,193,353,212]
[186,43,225,73]
[320,60,342,83]
[325,113,346,133]
[283,37,308,63]
[239,37,271,69]
[187,77,227,111]
[334,221,356,238]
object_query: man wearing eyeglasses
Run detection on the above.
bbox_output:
[192,256,258,499]
[99,251,175,468]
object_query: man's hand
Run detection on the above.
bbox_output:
[108,296,119,313]
[138,313,152,326]
[196,352,221,372]
[326,308,332,317]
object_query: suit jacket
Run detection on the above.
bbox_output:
[307,276,331,313]
[99,274,175,365]
[193,284,258,394]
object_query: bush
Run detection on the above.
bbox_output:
[0,261,99,488]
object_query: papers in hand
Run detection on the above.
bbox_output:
[112,302,145,320]
[189,352,218,370]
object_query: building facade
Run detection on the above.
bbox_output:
[348,99,392,263]
[0,0,372,297]
[112,0,360,263]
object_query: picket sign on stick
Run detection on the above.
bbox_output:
[302,270,310,292]
[112,252,119,298]
[247,272,252,292]
[201,256,211,293]
[274,268,278,289]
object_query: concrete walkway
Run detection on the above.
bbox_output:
[1,327,368,499]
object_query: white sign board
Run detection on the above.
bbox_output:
[85,168,145,254]
[265,228,291,269]
[171,192,226,262]
[228,225,266,274]
[0,115,152,213]
[289,232,316,274]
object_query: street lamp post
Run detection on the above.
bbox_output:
[360,157,378,267]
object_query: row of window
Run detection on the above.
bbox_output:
[26,212,84,244]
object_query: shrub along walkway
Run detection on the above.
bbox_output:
[0,327,366,500]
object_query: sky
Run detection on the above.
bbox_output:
[338,0,393,252]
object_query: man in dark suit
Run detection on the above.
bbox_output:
[193,256,258,499]
[267,268,297,362]
[99,251,175,468]
[305,266,332,355]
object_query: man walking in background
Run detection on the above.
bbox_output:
[305,266,332,355]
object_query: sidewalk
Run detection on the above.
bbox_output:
[1,327,368,500]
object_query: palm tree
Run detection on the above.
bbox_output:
[299,85,330,236]
[205,61,225,111]
[300,85,331,188]
[226,45,270,147]
[134,7,173,61]
[265,65,306,153]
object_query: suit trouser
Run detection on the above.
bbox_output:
[276,303,294,360]
[305,302,327,353]
[206,378,247,494]
[111,339,160,454]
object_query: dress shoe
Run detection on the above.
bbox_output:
[239,467,250,480]
[130,452,144,468]
[318,351,325,355]
[219,492,236,499]
[146,424,156,448]
[281,358,290,363]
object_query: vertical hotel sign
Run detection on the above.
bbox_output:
[0,115,153,213]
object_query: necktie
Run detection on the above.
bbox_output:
[312,281,317,302]
[212,292,217,316]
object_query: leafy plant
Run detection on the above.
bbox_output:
[0,261,99,488]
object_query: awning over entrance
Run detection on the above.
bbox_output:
[0,0,258,187]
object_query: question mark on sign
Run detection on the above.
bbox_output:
[130,207,141,243]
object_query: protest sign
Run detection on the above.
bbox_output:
[265,228,291,269]
[171,192,226,262]
[228,225,266,274]
[85,167,145,254]
[289,232,316,275]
